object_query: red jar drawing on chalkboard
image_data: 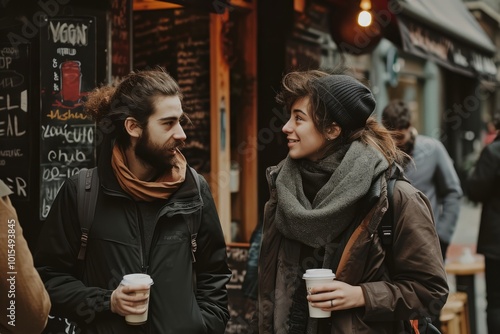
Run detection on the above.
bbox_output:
[60,61,82,103]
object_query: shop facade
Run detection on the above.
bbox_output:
[257,0,499,211]
[370,0,498,183]
[1,0,497,256]
[0,0,260,248]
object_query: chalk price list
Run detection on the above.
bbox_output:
[0,44,31,202]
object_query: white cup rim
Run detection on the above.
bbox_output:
[303,275,335,280]
[302,269,336,279]
[121,273,154,286]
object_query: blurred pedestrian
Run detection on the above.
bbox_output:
[241,221,263,328]
[483,121,497,145]
[466,117,500,334]
[242,221,262,301]
[1,180,51,334]
[35,68,231,333]
[382,100,463,260]
[256,69,448,333]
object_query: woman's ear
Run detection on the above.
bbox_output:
[326,123,341,140]
[124,117,142,138]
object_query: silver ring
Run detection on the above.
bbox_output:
[330,299,334,307]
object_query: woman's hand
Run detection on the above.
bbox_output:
[110,284,150,316]
[306,280,365,311]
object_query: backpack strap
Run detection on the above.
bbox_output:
[380,176,397,247]
[187,166,203,293]
[379,164,405,247]
[77,167,99,261]
[187,166,202,263]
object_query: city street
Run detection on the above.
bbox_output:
[446,198,486,334]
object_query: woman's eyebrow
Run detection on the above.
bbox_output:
[291,109,308,116]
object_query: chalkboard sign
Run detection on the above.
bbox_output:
[133,9,211,173]
[0,43,31,201]
[39,16,97,220]
[111,0,132,81]
[226,243,254,334]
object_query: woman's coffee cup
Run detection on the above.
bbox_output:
[303,269,336,318]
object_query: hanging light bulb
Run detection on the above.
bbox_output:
[357,0,372,27]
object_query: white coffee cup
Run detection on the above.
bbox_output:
[120,273,154,325]
[303,269,336,318]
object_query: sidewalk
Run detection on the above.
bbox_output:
[446,199,486,334]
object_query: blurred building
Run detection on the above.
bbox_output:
[0,0,498,248]
[257,0,500,211]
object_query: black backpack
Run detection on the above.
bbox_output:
[379,165,442,334]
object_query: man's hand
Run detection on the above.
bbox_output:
[110,284,150,316]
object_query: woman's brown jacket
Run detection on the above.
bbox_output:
[257,166,449,333]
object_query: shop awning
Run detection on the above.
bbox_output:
[394,0,497,80]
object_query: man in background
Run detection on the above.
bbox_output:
[466,115,500,334]
[382,100,463,260]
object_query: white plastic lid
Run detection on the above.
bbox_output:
[302,269,336,279]
[121,273,154,286]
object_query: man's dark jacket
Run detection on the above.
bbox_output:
[35,140,231,333]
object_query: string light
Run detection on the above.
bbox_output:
[358,0,372,27]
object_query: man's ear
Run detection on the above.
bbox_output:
[124,117,142,138]
[326,123,341,140]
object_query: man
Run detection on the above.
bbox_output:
[1,180,51,334]
[382,100,462,259]
[35,69,231,333]
[466,115,500,334]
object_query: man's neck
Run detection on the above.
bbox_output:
[123,146,157,182]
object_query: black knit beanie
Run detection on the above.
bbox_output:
[312,75,375,131]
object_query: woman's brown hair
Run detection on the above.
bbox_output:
[276,68,408,166]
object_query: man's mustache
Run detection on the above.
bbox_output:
[167,140,186,151]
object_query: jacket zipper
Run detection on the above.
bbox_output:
[135,204,148,273]
[146,210,163,276]
[132,203,150,334]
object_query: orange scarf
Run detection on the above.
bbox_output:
[111,145,187,202]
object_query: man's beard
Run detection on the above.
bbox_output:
[135,130,184,171]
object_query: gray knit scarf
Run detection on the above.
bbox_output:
[275,141,388,248]
[273,141,389,333]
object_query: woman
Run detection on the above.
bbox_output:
[257,69,448,333]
